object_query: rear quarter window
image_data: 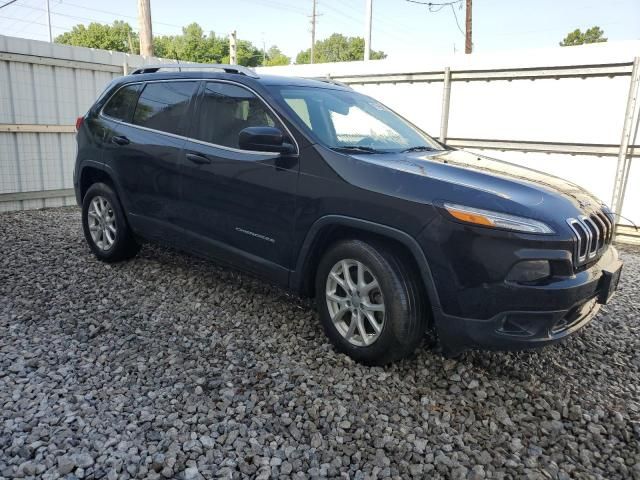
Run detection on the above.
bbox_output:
[102,84,141,122]
[132,81,198,136]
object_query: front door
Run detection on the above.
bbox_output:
[177,81,299,281]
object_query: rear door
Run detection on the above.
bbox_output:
[177,81,299,281]
[102,80,198,236]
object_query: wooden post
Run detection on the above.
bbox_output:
[137,0,153,57]
[465,0,472,54]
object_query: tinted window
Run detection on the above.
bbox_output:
[192,82,276,149]
[102,84,140,121]
[132,81,197,135]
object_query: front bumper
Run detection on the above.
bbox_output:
[435,246,622,355]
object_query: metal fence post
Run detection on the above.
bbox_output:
[123,60,129,75]
[439,67,452,143]
[610,56,640,239]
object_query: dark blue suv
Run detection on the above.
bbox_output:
[74,64,622,365]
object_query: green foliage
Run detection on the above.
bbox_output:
[55,21,138,53]
[295,33,386,64]
[559,26,607,46]
[264,46,290,66]
[236,39,263,67]
[56,21,272,67]
[153,23,227,63]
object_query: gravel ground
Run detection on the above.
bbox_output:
[1,207,639,480]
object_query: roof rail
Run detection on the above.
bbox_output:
[131,63,259,78]
[309,77,353,89]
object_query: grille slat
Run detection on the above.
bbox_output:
[566,211,612,267]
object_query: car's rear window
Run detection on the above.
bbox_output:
[132,81,198,136]
[102,84,140,122]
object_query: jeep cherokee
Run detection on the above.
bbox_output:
[73,64,622,365]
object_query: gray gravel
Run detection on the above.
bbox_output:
[1,206,639,480]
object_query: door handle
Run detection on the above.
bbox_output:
[111,135,130,146]
[186,153,211,165]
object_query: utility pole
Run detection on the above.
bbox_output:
[310,0,317,64]
[45,0,52,42]
[127,30,134,54]
[137,0,153,57]
[364,0,372,61]
[465,0,472,54]
[229,30,238,65]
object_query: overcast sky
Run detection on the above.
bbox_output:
[1,0,638,60]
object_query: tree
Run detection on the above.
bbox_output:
[55,21,138,53]
[236,39,264,67]
[264,46,290,66]
[154,25,263,66]
[153,23,227,63]
[560,26,607,46]
[56,21,277,67]
[295,33,386,64]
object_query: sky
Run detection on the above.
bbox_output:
[0,0,638,61]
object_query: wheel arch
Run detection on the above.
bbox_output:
[290,216,442,319]
[78,162,127,207]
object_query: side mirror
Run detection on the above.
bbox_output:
[238,126,295,154]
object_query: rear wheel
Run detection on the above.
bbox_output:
[315,239,426,365]
[82,182,139,262]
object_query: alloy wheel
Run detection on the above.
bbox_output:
[325,258,385,347]
[87,195,117,251]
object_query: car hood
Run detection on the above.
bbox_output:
[344,148,603,213]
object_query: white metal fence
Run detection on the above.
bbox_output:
[1,35,638,242]
[0,35,172,212]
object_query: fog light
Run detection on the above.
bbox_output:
[506,260,551,283]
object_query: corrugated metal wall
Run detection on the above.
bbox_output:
[0,35,169,212]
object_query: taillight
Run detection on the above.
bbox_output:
[75,116,84,131]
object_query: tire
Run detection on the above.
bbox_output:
[315,239,427,365]
[82,182,140,262]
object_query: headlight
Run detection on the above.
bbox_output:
[443,203,554,234]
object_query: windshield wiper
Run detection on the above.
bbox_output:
[331,146,383,154]
[402,146,438,153]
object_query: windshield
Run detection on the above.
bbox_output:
[268,85,443,153]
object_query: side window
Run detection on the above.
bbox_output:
[192,82,277,149]
[102,84,140,122]
[132,81,197,135]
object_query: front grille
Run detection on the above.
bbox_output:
[567,211,613,266]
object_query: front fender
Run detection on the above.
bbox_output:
[289,215,443,321]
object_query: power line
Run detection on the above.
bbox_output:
[405,0,461,6]
[0,0,178,36]
[405,0,466,38]
[0,0,20,10]
[235,0,307,15]
[0,13,68,33]
[449,3,464,35]
[321,2,414,44]
[0,0,39,33]
[57,0,184,29]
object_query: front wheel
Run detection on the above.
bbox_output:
[82,182,139,262]
[315,239,427,365]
